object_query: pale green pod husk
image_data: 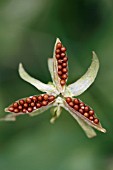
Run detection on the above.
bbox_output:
[65,52,99,97]
[19,63,58,96]
[63,99,106,136]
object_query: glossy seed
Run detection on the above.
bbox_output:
[30,102,35,107]
[58,59,63,64]
[58,71,63,76]
[23,103,28,108]
[58,65,62,70]
[62,74,68,79]
[69,102,74,107]
[89,116,94,121]
[94,118,99,124]
[60,79,66,85]
[74,105,79,111]
[27,107,33,112]
[32,96,37,102]
[62,68,68,73]
[84,112,89,118]
[14,108,19,113]
[66,97,72,103]
[61,47,66,52]
[84,106,89,112]
[61,53,65,58]
[48,95,55,102]
[63,57,68,62]
[43,94,49,101]
[42,101,48,106]
[62,62,67,67]
[56,54,61,60]
[22,108,27,113]
[79,102,85,107]
[36,103,41,108]
[8,106,14,112]
[13,102,19,108]
[79,108,84,114]
[19,100,25,105]
[55,49,60,54]
[73,98,79,105]
[18,105,23,110]
[89,110,94,116]
[56,43,62,49]
[37,96,43,101]
[26,98,32,104]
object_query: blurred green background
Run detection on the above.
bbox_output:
[0,0,113,170]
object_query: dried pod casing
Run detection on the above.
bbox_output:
[64,97,106,133]
[53,38,68,92]
[6,94,56,115]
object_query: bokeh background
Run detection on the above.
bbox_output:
[0,0,113,170]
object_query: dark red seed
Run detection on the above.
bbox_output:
[63,57,68,62]
[79,109,84,114]
[62,68,68,73]
[37,96,43,101]
[32,96,37,102]
[8,106,14,112]
[84,112,89,118]
[42,100,48,106]
[55,49,60,54]
[26,98,32,104]
[56,43,62,49]
[61,47,66,52]
[18,105,22,110]
[74,105,79,111]
[14,108,19,113]
[62,62,67,67]
[73,98,79,105]
[66,97,72,103]
[61,53,65,58]
[23,103,28,108]
[60,79,66,85]
[27,107,33,112]
[79,102,85,107]
[58,59,63,64]
[22,108,27,113]
[48,95,55,102]
[58,71,63,76]
[62,74,68,79]
[89,110,94,116]
[19,100,25,105]
[43,94,49,101]
[56,54,61,60]
[94,118,99,124]
[69,102,74,107]
[30,102,35,107]
[81,106,85,110]
[36,103,41,108]
[58,65,62,70]
[13,102,19,108]
[84,106,90,112]
[89,116,94,121]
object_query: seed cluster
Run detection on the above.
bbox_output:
[66,97,99,124]
[55,42,68,86]
[8,94,55,114]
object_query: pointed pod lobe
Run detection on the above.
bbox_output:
[6,94,56,114]
[65,97,106,133]
[53,38,68,93]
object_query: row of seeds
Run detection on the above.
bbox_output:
[66,97,99,124]
[55,42,68,86]
[8,94,55,113]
